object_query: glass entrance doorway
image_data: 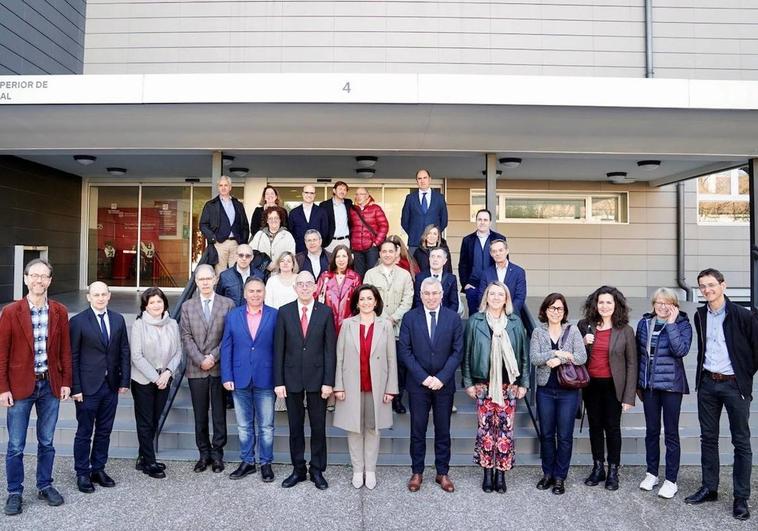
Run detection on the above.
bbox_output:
[87,184,211,289]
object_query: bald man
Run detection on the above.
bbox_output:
[69,282,131,493]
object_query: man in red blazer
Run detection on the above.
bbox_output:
[0,259,72,516]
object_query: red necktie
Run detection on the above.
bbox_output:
[300,306,309,337]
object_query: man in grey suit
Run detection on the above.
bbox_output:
[180,264,236,473]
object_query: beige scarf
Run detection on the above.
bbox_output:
[485,312,520,406]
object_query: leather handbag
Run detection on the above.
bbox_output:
[556,325,590,389]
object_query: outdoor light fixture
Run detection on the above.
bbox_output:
[74,155,97,166]
[356,168,376,178]
[481,170,503,176]
[106,167,127,176]
[498,157,522,168]
[222,155,235,166]
[356,156,378,168]
[637,160,661,170]
[230,167,249,177]
[606,171,635,184]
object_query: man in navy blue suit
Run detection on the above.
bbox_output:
[69,281,130,494]
[289,185,329,255]
[221,276,278,483]
[401,169,448,254]
[398,277,463,493]
[458,209,506,317]
[413,248,459,312]
[477,239,527,317]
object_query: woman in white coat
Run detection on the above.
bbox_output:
[249,206,295,270]
[333,284,398,490]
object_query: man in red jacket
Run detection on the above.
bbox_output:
[0,259,72,516]
[349,187,389,278]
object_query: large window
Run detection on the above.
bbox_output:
[697,168,749,225]
[470,190,629,224]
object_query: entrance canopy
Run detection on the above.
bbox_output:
[2,73,758,184]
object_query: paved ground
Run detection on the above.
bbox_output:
[0,458,754,530]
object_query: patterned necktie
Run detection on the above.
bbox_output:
[300,306,309,337]
[429,310,437,342]
[421,192,429,214]
[203,299,211,322]
[98,313,109,345]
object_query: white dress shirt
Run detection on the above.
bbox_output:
[424,305,441,340]
[91,305,111,337]
[333,200,349,238]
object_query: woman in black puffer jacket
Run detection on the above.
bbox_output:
[635,287,692,499]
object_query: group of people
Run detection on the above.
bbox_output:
[0,172,754,522]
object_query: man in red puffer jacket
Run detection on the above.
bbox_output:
[349,188,389,277]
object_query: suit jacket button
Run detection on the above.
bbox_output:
[303,347,306,351]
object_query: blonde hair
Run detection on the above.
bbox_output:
[479,281,514,316]
[274,251,299,274]
[650,287,679,308]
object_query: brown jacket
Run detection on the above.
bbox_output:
[577,319,638,405]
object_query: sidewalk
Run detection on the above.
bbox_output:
[0,458,754,530]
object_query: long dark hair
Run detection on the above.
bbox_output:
[328,245,354,273]
[138,287,169,319]
[350,284,384,317]
[582,285,629,328]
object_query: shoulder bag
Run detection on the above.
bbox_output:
[556,325,590,389]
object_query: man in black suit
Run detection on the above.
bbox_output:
[413,248,459,312]
[295,230,331,281]
[398,277,463,493]
[289,185,329,255]
[274,271,337,490]
[69,281,131,493]
[199,175,250,274]
[320,181,353,252]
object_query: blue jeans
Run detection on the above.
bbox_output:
[5,380,60,494]
[642,388,682,482]
[233,385,275,465]
[537,385,580,480]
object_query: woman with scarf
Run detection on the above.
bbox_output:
[249,206,295,271]
[462,281,529,494]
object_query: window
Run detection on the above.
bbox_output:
[470,190,629,224]
[697,168,749,225]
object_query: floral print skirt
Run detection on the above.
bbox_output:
[473,383,517,471]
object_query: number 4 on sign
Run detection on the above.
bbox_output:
[342,82,351,93]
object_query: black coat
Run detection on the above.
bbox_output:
[288,204,329,254]
[319,197,353,248]
[274,301,337,392]
[199,195,249,245]
[70,309,131,396]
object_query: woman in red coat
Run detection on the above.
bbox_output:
[315,245,363,335]
[349,188,389,278]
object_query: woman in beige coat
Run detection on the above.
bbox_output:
[333,284,399,490]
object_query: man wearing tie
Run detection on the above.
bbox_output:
[398,277,463,493]
[181,264,235,474]
[413,248,459,312]
[401,169,449,255]
[69,281,131,494]
[477,239,527,317]
[274,271,337,490]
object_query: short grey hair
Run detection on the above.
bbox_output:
[219,175,232,185]
[244,276,266,289]
[650,287,679,308]
[194,264,216,279]
[420,276,443,293]
[304,229,322,241]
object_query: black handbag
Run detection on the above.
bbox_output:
[556,325,590,389]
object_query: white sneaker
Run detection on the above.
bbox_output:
[658,480,678,499]
[365,472,376,490]
[639,473,659,491]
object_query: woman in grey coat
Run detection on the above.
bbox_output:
[530,293,587,495]
[130,287,182,479]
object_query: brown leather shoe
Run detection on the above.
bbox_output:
[435,474,455,493]
[407,473,423,492]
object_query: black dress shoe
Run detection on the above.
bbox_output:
[37,486,64,506]
[310,469,329,490]
[77,475,95,494]
[211,460,225,473]
[4,494,22,516]
[194,458,209,473]
[142,463,166,479]
[482,468,494,493]
[536,475,555,490]
[552,478,566,495]
[584,460,606,486]
[733,497,750,520]
[281,470,307,488]
[229,462,256,480]
[494,470,507,493]
[155,461,166,471]
[261,464,275,483]
[392,397,406,414]
[605,464,619,491]
[90,470,115,488]
[684,486,718,505]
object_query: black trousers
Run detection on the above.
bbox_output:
[583,377,622,465]
[188,376,227,460]
[408,388,455,475]
[698,375,752,498]
[353,246,379,278]
[285,390,327,473]
[131,380,169,464]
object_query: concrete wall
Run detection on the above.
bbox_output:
[0,1,87,75]
[0,157,82,302]
[444,177,750,300]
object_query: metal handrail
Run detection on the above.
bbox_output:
[519,303,541,440]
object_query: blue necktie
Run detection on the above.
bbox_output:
[98,313,109,346]
[421,192,429,214]
[430,310,437,343]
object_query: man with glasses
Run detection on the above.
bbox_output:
[274,271,336,490]
[199,175,250,274]
[295,230,331,281]
[216,244,260,307]
[289,185,329,255]
[181,264,235,474]
[684,268,758,521]
[0,259,72,516]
